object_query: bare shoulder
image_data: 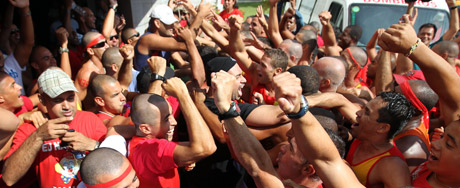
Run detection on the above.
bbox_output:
[369,156,411,187]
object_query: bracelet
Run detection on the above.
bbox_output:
[404,38,421,57]
[59,47,69,54]
[286,95,309,119]
[23,11,31,17]
[218,102,240,121]
[450,6,457,10]
[109,4,118,12]
[150,73,165,82]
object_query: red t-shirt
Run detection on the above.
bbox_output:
[128,136,179,188]
[411,162,433,188]
[219,8,243,22]
[5,111,107,187]
[14,96,33,116]
[250,84,276,105]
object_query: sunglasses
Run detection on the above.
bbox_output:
[91,41,106,48]
[110,35,119,40]
[129,32,140,39]
[10,29,19,34]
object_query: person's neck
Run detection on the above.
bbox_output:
[98,109,117,117]
[430,172,460,188]
[344,72,358,88]
[89,57,104,73]
[226,7,234,13]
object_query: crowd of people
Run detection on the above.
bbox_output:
[0,0,459,187]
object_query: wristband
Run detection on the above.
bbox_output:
[150,73,165,82]
[450,6,457,10]
[218,102,240,121]
[404,38,421,57]
[286,95,309,119]
[59,47,69,54]
[109,4,118,12]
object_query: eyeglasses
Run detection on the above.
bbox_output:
[91,41,106,48]
[129,32,140,39]
[110,35,119,40]
[10,29,19,34]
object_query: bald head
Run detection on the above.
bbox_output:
[347,47,368,68]
[280,39,303,65]
[296,29,317,53]
[433,40,459,60]
[80,148,127,185]
[91,74,118,97]
[395,80,438,111]
[121,28,139,44]
[82,31,102,48]
[102,47,123,69]
[313,57,346,92]
[131,94,167,129]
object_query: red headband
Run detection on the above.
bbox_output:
[85,35,106,50]
[346,48,370,86]
[399,81,429,130]
[85,163,133,188]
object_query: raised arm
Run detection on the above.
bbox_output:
[379,22,460,125]
[272,72,364,188]
[176,27,206,86]
[118,45,134,91]
[306,92,360,124]
[212,71,284,188]
[279,8,296,40]
[228,15,256,73]
[102,0,117,40]
[267,2,284,47]
[366,28,384,61]
[56,28,72,78]
[11,0,34,68]
[0,3,14,55]
[442,0,459,41]
[146,56,166,96]
[162,78,216,167]
[318,11,340,56]
[201,17,230,52]
[374,50,394,94]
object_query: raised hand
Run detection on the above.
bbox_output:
[211,71,236,114]
[228,15,243,31]
[176,27,194,42]
[56,27,69,46]
[318,11,332,26]
[378,23,418,54]
[272,72,302,114]
[9,0,29,8]
[147,56,167,76]
[119,44,134,60]
[162,77,188,98]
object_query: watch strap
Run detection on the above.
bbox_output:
[218,102,240,121]
[286,95,309,119]
[150,73,165,82]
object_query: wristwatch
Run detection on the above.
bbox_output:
[109,4,118,12]
[59,47,69,54]
[150,73,165,82]
[286,95,309,119]
[218,102,240,121]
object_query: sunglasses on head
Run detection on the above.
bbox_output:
[91,41,106,48]
[129,32,140,39]
[110,35,119,40]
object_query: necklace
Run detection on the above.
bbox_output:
[434,173,460,188]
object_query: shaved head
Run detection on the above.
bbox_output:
[80,148,126,185]
[433,40,459,59]
[131,94,167,130]
[122,28,138,44]
[102,47,123,69]
[91,74,118,97]
[295,29,317,54]
[82,31,102,48]
[347,46,368,68]
[313,57,346,92]
[395,80,438,111]
[280,39,303,65]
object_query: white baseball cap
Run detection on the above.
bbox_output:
[150,5,178,25]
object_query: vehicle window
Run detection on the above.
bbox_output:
[349,3,449,46]
[329,2,344,29]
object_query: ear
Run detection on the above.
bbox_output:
[127,38,133,45]
[111,64,119,73]
[94,96,105,107]
[154,19,161,29]
[87,48,95,56]
[31,61,39,71]
[274,67,283,75]
[290,55,296,64]
[304,164,316,176]
[319,79,331,89]
[377,123,390,134]
[0,95,4,104]
[139,123,152,135]
[441,52,449,60]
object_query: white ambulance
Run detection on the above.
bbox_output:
[295,0,450,46]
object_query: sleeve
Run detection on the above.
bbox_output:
[3,123,36,159]
[237,103,258,121]
[87,113,108,142]
[100,135,127,156]
[137,139,178,174]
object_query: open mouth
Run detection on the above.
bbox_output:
[429,151,439,161]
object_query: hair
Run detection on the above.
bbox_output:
[0,71,11,84]
[80,148,126,185]
[264,48,288,71]
[419,23,438,36]
[30,45,48,63]
[121,28,137,44]
[310,107,338,133]
[242,22,251,31]
[377,92,416,139]
[287,65,319,96]
[257,37,273,48]
[308,21,321,33]
[281,39,303,63]
[296,29,317,53]
[346,25,362,42]
[131,94,166,129]
[240,30,252,40]
[91,74,118,97]
[101,47,123,68]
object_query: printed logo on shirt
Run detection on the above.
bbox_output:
[42,141,66,152]
[6,69,18,79]
[55,152,80,184]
